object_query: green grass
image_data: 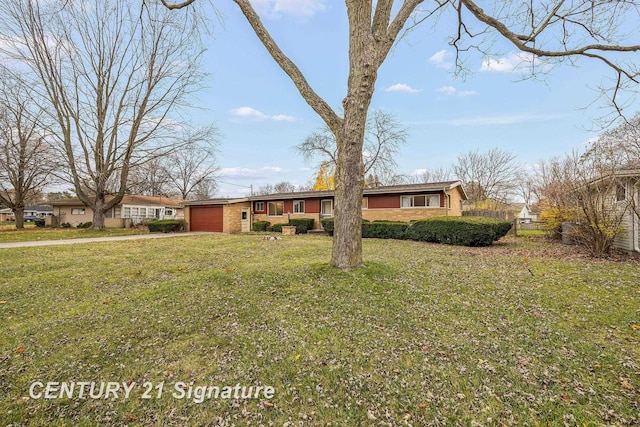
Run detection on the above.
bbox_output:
[0,227,148,243]
[1,235,638,426]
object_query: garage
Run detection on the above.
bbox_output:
[189,205,223,232]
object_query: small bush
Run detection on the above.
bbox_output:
[405,216,512,247]
[362,221,409,240]
[34,219,46,228]
[60,222,71,228]
[147,219,184,233]
[320,218,334,236]
[252,221,271,232]
[268,223,284,233]
[288,218,314,234]
[77,222,93,229]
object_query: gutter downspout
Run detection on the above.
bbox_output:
[444,186,448,217]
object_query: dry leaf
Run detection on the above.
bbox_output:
[560,394,571,402]
[16,346,25,354]
[262,401,274,408]
[620,380,634,391]
[124,414,138,421]
[0,301,7,305]
[102,301,109,305]
[631,324,640,330]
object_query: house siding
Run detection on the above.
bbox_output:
[54,206,94,227]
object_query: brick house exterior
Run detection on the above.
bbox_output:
[183,181,467,233]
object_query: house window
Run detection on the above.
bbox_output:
[362,197,368,209]
[165,209,173,216]
[71,208,85,215]
[616,182,626,201]
[401,195,440,208]
[321,199,333,217]
[267,201,284,216]
[254,202,264,212]
[123,207,130,218]
[293,200,305,214]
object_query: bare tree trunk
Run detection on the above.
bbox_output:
[92,197,106,229]
[14,205,25,229]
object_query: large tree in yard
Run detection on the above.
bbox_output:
[164,0,639,269]
[0,0,207,228]
[0,70,57,229]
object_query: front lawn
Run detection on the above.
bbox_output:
[0,227,148,243]
[1,235,638,425]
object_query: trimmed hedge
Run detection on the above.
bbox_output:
[288,218,314,234]
[147,219,184,233]
[362,221,409,240]
[252,220,271,232]
[319,216,511,246]
[34,219,46,228]
[320,218,334,236]
[77,221,93,229]
[268,223,284,233]
[404,216,512,247]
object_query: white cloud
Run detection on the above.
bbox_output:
[230,107,297,122]
[480,52,548,73]
[429,50,453,70]
[435,86,478,97]
[411,168,429,176]
[230,107,267,121]
[218,166,288,180]
[251,0,327,18]
[385,83,421,94]
[271,114,297,122]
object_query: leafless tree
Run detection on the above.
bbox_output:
[296,109,407,187]
[164,127,220,200]
[255,184,274,196]
[273,181,298,194]
[453,148,521,206]
[0,0,207,228]
[419,167,453,184]
[127,157,173,197]
[192,178,218,200]
[584,112,640,168]
[0,69,57,229]
[537,151,632,256]
[163,0,639,269]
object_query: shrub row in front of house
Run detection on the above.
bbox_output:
[320,216,512,247]
[252,218,315,234]
[147,219,185,233]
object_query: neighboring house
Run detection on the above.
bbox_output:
[0,205,53,221]
[51,195,185,227]
[0,208,13,222]
[516,204,540,223]
[609,169,640,255]
[183,181,468,233]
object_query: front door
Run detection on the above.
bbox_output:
[241,208,250,232]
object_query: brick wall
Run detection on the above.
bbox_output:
[253,213,324,230]
[363,207,449,222]
[55,207,94,227]
[223,202,251,233]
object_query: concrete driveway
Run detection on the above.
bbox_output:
[0,232,218,249]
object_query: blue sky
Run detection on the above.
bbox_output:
[193,1,638,198]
